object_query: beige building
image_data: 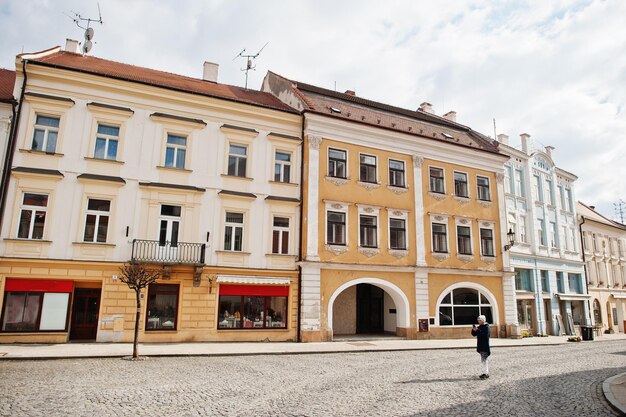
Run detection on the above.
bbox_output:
[578,201,626,334]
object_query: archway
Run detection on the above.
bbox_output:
[434,282,500,327]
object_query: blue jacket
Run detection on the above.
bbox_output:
[471,323,490,355]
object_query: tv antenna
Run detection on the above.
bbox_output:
[614,199,626,224]
[65,3,103,55]
[233,42,268,89]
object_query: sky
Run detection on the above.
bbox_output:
[1,0,625,220]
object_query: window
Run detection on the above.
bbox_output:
[389,218,406,250]
[18,193,48,240]
[438,288,493,326]
[359,215,377,248]
[429,167,445,193]
[164,134,187,169]
[515,169,524,197]
[146,284,179,331]
[274,151,292,183]
[565,188,573,211]
[568,273,582,294]
[558,185,565,209]
[519,215,527,243]
[159,205,181,247]
[454,172,469,198]
[272,217,289,254]
[538,219,546,246]
[359,154,377,183]
[228,144,247,177]
[593,299,602,324]
[94,124,119,160]
[388,159,405,187]
[477,176,490,201]
[505,166,512,194]
[550,221,558,248]
[545,179,554,205]
[328,148,347,178]
[218,286,288,329]
[557,271,565,293]
[1,279,71,332]
[224,212,244,251]
[83,199,110,243]
[457,225,472,255]
[31,115,59,153]
[480,228,494,257]
[432,223,448,253]
[540,270,549,293]
[533,175,542,202]
[562,226,569,250]
[515,269,533,291]
[327,211,346,245]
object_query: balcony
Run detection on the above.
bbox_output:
[131,239,206,265]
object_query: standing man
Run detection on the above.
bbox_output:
[471,315,490,379]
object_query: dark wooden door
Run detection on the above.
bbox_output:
[356,284,384,333]
[70,288,101,341]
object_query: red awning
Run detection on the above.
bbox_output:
[219,284,289,297]
[5,278,74,293]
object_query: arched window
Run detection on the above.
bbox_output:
[439,288,493,326]
[593,299,602,324]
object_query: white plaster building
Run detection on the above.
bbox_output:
[0,68,16,178]
[499,133,589,336]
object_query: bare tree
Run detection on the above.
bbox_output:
[118,262,161,359]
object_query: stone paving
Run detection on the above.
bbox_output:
[1,340,625,416]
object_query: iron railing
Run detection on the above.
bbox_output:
[131,239,206,265]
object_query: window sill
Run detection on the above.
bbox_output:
[72,241,116,247]
[357,181,380,191]
[428,191,447,201]
[221,174,253,181]
[265,253,297,258]
[84,156,125,165]
[18,149,64,157]
[144,329,178,333]
[269,180,298,187]
[215,250,251,255]
[325,176,350,186]
[480,255,496,263]
[325,244,348,255]
[4,238,52,243]
[157,166,193,173]
[387,185,408,194]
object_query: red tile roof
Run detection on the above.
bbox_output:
[0,69,16,103]
[26,50,297,113]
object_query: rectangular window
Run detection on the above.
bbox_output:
[545,179,554,205]
[505,166,512,194]
[477,176,490,201]
[533,175,542,202]
[550,221,558,248]
[538,219,546,246]
[327,211,346,245]
[541,270,549,293]
[515,269,533,291]
[274,151,291,183]
[515,169,524,197]
[565,189,573,211]
[359,215,377,248]
[454,172,469,198]
[388,159,405,187]
[18,193,48,240]
[224,212,244,251]
[389,218,406,250]
[218,285,288,330]
[432,223,447,253]
[94,124,119,160]
[457,225,472,255]
[159,205,181,247]
[556,271,565,293]
[83,199,111,243]
[568,273,582,294]
[519,215,527,243]
[228,144,247,177]
[429,167,445,193]
[480,228,494,257]
[272,217,289,254]
[359,154,377,183]
[146,284,179,331]
[31,115,59,153]
[562,226,569,250]
[558,185,565,209]
[328,148,347,178]
[164,134,187,169]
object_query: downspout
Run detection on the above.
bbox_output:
[0,59,27,234]
[578,216,591,326]
[296,112,307,343]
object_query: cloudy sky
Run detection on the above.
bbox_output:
[1,0,625,219]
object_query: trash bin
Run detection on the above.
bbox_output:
[581,326,594,341]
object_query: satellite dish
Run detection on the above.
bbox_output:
[83,40,93,54]
[85,27,94,41]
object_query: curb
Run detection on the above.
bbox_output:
[603,373,626,416]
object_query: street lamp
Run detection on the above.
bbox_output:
[504,228,515,251]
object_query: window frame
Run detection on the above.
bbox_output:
[537,219,546,246]
[429,166,445,194]
[164,133,188,169]
[83,198,111,243]
[456,224,473,255]
[389,214,408,251]
[479,227,495,257]
[227,143,249,177]
[31,114,60,154]
[437,287,493,327]
[326,210,347,246]
[93,123,120,161]
[476,175,491,201]
[271,216,290,255]
[431,220,449,254]
[359,214,378,248]
[217,293,288,330]
[328,148,347,179]
[453,171,469,198]
[359,153,378,184]
[17,192,48,240]
[145,283,180,332]
[273,150,292,183]
[388,158,406,188]
[224,211,245,252]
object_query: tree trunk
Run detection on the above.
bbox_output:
[133,289,141,358]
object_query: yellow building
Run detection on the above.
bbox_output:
[263,74,513,341]
[0,42,302,343]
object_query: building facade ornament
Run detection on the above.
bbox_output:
[412,154,424,168]
[325,245,349,255]
[358,247,380,257]
[325,176,350,186]
[496,172,505,183]
[308,135,322,150]
[357,181,381,191]
[387,185,409,195]
[428,192,447,201]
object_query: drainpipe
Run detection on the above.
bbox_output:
[578,216,592,326]
[0,59,27,234]
[533,257,545,335]
[295,112,307,343]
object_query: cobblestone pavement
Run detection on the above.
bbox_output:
[1,340,625,416]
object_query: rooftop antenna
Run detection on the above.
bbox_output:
[65,3,103,55]
[614,199,626,224]
[233,42,268,89]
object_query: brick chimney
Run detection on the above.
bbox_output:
[203,61,219,83]
[65,39,80,54]
[520,133,531,154]
[497,134,509,145]
[443,111,456,122]
[419,102,434,114]
[344,90,355,96]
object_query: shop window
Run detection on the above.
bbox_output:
[218,285,288,329]
[18,193,48,240]
[515,268,533,291]
[146,284,179,331]
[32,115,59,153]
[438,288,493,326]
[593,299,602,324]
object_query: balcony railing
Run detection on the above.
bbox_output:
[131,239,206,265]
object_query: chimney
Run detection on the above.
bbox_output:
[497,134,509,145]
[419,102,434,114]
[590,206,596,210]
[545,146,555,158]
[520,133,531,154]
[65,39,80,54]
[344,90,355,96]
[203,61,219,83]
[442,111,456,122]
